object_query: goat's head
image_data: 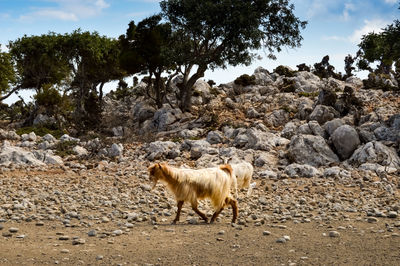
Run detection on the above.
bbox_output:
[148,163,163,190]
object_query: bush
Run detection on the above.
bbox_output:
[16,126,65,138]
[53,140,78,157]
[234,74,256,86]
[274,65,295,77]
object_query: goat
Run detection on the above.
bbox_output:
[230,161,254,197]
[148,163,238,224]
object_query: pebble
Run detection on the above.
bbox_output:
[329,231,340,237]
[60,249,70,254]
[72,238,86,245]
[16,235,26,239]
[88,230,97,237]
[218,230,225,235]
[9,227,19,233]
[96,255,104,260]
[387,211,398,218]
[367,217,378,223]
[0,224,3,230]
[35,222,44,226]
[2,232,12,237]
[263,231,271,236]
[276,237,287,243]
[59,236,70,241]
[113,230,123,236]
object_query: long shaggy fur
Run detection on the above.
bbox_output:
[230,161,254,196]
[148,163,238,224]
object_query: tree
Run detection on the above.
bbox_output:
[8,33,70,93]
[64,30,125,128]
[0,47,17,102]
[356,20,400,74]
[119,15,174,108]
[160,0,307,111]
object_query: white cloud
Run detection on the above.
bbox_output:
[349,19,388,43]
[20,0,110,22]
[342,3,356,21]
[384,0,398,4]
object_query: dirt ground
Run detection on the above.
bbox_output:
[1,218,400,265]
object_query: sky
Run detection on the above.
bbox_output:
[0,0,399,104]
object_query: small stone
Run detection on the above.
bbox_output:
[387,211,398,218]
[16,235,26,239]
[96,255,104,260]
[283,235,291,241]
[367,217,378,223]
[59,236,70,241]
[165,228,175,233]
[125,223,134,228]
[329,231,340,237]
[218,230,225,235]
[35,222,44,226]
[276,237,287,243]
[0,224,3,230]
[9,227,19,233]
[216,238,224,241]
[72,238,86,245]
[112,230,123,236]
[88,230,97,237]
[2,232,12,237]
[60,249,70,254]
[263,231,271,236]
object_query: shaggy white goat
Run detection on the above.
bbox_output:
[230,161,254,197]
[148,163,238,224]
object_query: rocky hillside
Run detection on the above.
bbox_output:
[0,65,399,225]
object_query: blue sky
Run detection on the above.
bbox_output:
[0,0,399,103]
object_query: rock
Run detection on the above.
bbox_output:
[296,98,314,120]
[263,231,271,236]
[388,211,398,219]
[331,125,360,160]
[309,105,338,125]
[284,163,320,178]
[206,131,224,144]
[72,238,86,245]
[0,129,21,141]
[108,143,124,157]
[9,227,18,233]
[33,114,56,126]
[323,167,351,179]
[112,126,124,137]
[329,231,340,237]
[21,132,37,142]
[0,141,45,167]
[287,135,339,167]
[73,146,88,156]
[146,141,180,161]
[316,87,337,107]
[349,141,400,169]
[153,107,182,132]
[60,134,79,142]
[112,230,123,236]
[88,230,97,237]
[323,119,345,137]
[265,110,290,127]
[42,134,56,143]
[281,122,298,140]
[276,237,287,243]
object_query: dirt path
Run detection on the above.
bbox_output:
[1,218,399,265]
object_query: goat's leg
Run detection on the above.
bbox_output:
[191,202,208,223]
[210,207,224,223]
[172,201,184,224]
[227,197,238,223]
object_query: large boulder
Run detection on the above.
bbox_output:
[153,107,182,132]
[146,141,180,161]
[287,134,339,167]
[309,105,338,125]
[323,118,345,136]
[349,141,400,169]
[284,163,320,178]
[331,125,360,160]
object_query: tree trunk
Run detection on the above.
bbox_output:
[179,66,207,112]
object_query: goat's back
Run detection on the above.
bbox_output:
[231,162,254,189]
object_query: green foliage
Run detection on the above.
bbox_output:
[8,33,69,91]
[280,78,296,92]
[234,74,256,86]
[119,15,173,108]
[53,140,79,157]
[356,19,400,74]
[0,48,16,98]
[16,126,65,138]
[298,91,319,98]
[34,85,72,118]
[274,65,295,77]
[313,55,342,80]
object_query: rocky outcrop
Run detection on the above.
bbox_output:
[287,134,339,167]
[331,125,360,160]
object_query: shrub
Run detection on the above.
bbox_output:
[274,65,295,77]
[16,126,65,138]
[53,140,78,157]
[234,74,256,86]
